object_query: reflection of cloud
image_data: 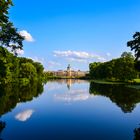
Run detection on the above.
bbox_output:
[15,109,34,122]
[45,83,62,91]
[54,89,93,102]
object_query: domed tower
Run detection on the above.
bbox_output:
[67,64,71,77]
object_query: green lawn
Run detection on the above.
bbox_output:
[133,79,140,83]
[91,80,125,84]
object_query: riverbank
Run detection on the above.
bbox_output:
[89,79,140,89]
[90,80,125,84]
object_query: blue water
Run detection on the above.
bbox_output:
[0,79,140,140]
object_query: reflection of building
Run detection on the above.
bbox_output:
[66,79,72,89]
[48,79,89,90]
[52,65,89,78]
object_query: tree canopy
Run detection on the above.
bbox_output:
[0,0,13,24]
[89,52,137,81]
[0,0,24,54]
[0,47,44,84]
[127,32,140,61]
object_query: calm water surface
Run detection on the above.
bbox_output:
[0,79,140,140]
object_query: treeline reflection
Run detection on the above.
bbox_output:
[134,125,140,140]
[0,81,44,117]
[90,82,140,113]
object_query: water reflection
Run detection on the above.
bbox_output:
[15,109,34,122]
[0,121,5,140]
[89,82,140,113]
[54,89,92,102]
[53,79,92,102]
[0,80,140,140]
[0,81,43,140]
[0,81,43,117]
[134,125,140,140]
[48,79,89,90]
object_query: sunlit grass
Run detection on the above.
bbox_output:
[133,79,140,83]
[91,80,125,84]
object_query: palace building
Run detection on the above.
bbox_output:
[51,64,88,78]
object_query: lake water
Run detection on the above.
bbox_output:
[0,79,140,140]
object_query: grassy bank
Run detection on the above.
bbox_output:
[89,79,140,90]
[90,80,126,85]
[90,78,140,84]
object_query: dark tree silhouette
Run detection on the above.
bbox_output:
[134,125,140,140]
[127,32,140,71]
[0,121,6,140]
[127,32,140,61]
[0,0,12,24]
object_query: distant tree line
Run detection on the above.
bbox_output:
[89,52,138,81]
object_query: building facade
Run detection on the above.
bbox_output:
[51,65,89,78]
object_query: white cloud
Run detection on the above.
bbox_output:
[15,109,34,122]
[54,50,92,59]
[19,30,34,42]
[15,49,24,55]
[53,50,106,62]
[67,58,87,63]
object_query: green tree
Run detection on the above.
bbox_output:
[19,63,37,80]
[0,0,24,54]
[89,52,137,81]
[0,0,12,24]
[19,57,44,78]
[33,62,44,77]
[0,47,19,83]
[127,32,140,61]
[121,52,134,59]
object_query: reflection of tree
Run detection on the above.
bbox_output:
[89,82,140,113]
[0,81,44,116]
[0,121,6,140]
[134,125,140,140]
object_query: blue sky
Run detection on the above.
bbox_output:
[10,0,140,71]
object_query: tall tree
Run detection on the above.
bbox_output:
[127,32,140,71]
[127,32,140,61]
[0,0,24,54]
[0,0,12,24]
